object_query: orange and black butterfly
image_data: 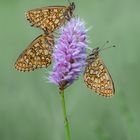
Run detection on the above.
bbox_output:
[14,34,54,72]
[15,2,75,72]
[26,2,75,34]
[84,47,115,97]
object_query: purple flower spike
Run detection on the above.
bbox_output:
[49,18,88,90]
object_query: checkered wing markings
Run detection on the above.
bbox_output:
[26,6,68,32]
[84,56,115,97]
[14,34,54,72]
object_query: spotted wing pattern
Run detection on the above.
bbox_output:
[84,48,115,97]
[14,34,54,72]
[26,3,75,33]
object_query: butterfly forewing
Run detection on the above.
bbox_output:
[14,34,54,72]
[26,3,75,33]
[84,48,115,97]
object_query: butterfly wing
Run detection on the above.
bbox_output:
[26,6,69,33]
[84,55,115,97]
[14,34,54,72]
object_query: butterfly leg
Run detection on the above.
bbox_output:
[43,29,50,35]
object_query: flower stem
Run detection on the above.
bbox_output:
[60,89,70,140]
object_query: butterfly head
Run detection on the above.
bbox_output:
[68,2,75,17]
[92,47,100,56]
[86,47,99,63]
[70,2,75,10]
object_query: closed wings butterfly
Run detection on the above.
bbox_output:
[26,2,75,34]
[14,34,54,72]
[84,47,115,97]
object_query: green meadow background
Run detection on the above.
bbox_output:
[0,0,140,140]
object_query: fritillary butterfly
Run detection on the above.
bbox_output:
[26,2,75,34]
[84,47,115,97]
[14,34,54,72]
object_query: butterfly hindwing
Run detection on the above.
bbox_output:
[84,48,115,97]
[14,34,54,72]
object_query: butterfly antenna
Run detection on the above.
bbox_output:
[99,41,116,52]
[99,41,109,50]
[101,45,116,51]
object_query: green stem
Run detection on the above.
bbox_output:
[60,89,70,140]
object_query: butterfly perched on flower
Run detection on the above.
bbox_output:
[26,2,75,34]
[84,47,115,97]
[15,2,75,72]
[14,34,54,72]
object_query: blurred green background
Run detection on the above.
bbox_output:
[0,0,140,140]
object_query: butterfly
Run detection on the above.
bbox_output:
[14,34,54,72]
[26,2,75,34]
[84,47,115,97]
